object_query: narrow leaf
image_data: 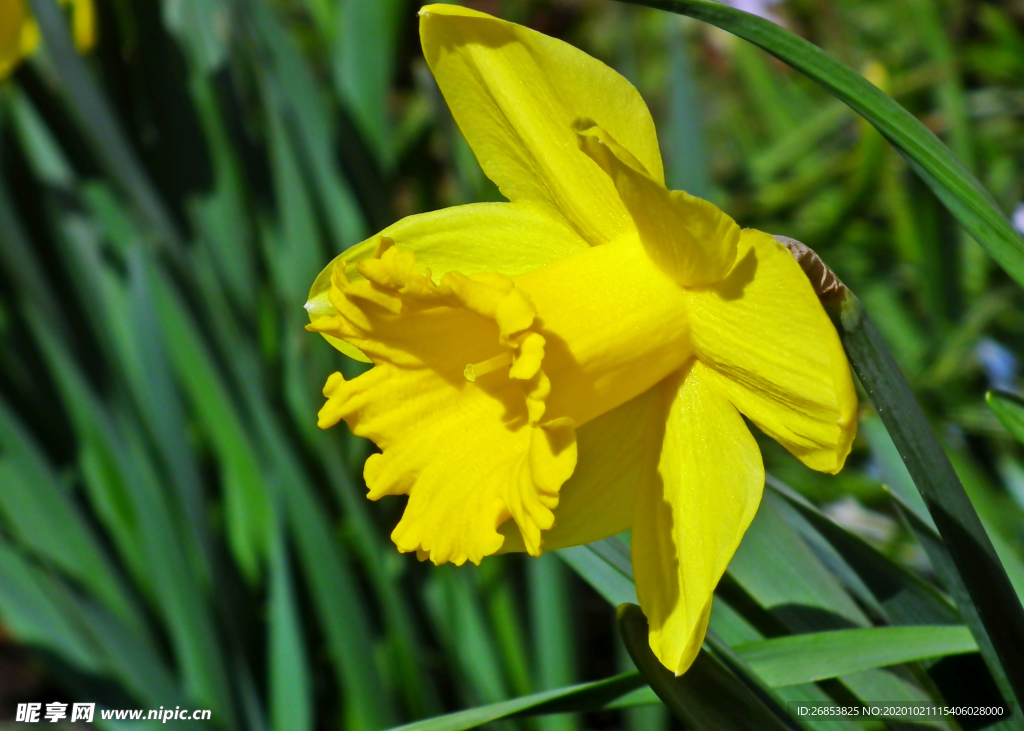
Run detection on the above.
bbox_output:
[988,391,1024,444]
[834,293,1024,708]
[383,673,646,731]
[557,541,637,607]
[26,0,185,257]
[618,604,793,731]
[736,626,977,687]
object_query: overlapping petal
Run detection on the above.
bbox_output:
[575,121,740,286]
[632,361,764,675]
[685,230,858,473]
[419,4,664,246]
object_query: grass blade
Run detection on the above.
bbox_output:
[988,391,1024,444]
[268,520,312,731]
[557,541,637,606]
[834,291,1024,708]
[735,626,976,687]
[528,554,580,731]
[384,672,646,731]
[26,0,184,256]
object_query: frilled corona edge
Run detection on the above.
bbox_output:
[306,237,577,565]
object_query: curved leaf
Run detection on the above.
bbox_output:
[736,626,977,687]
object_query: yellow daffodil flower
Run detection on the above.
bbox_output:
[1,0,95,79]
[306,4,857,675]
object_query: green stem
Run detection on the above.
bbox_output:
[832,291,1024,711]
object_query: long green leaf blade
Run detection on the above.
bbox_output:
[26,0,184,256]
[834,292,1024,708]
[383,673,646,731]
[988,391,1024,444]
[736,626,977,687]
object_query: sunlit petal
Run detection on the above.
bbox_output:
[632,362,764,675]
[685,229,857,473]
[419,3,664,246]
[576,120,740,286]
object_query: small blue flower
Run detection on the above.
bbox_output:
[977,338,1019,393]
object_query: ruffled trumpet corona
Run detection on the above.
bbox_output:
[306,5,857,675]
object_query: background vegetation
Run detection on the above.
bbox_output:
[1,0,1023,729]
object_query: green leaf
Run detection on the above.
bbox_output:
[860,415,933,526]
[285,474,398,731]
[559,536,831,728]
[333,0,405,168]
[833,292,1024,708]
[383,672,647,731]
[768,478,961,627]
[25,0,185,257]
[0,538,104,675]
[528,554,581,731]
[162,0,230,73]
[69,595,190,714]
[424,566,511,706]
[152,272,272,582]
[988,391,1024,444]
[319,449,442,719]
[557,539,637,607]
[23,308,236,724]
[614,0,1024,289]
[268,522,312,731]
[618,604,795,731]
[246,0,367,249]
[728,492,869,632]
[735,626,977,687]
[0,455,140,634]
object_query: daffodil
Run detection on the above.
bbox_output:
[1,0,95,79]
[306,5,857,675]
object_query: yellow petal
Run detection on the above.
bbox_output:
[306,202,589,362]
[684,230,858,473]
[70,0,96,51]
[0,0,30,77]
[419,4,663,246]
[576,120,740,286]
[499,386,667,553]
[632,361,764,675]
[311,234,694,563]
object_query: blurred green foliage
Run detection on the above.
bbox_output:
[1,0,1024,729]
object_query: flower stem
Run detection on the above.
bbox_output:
[832,289,1024,711]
